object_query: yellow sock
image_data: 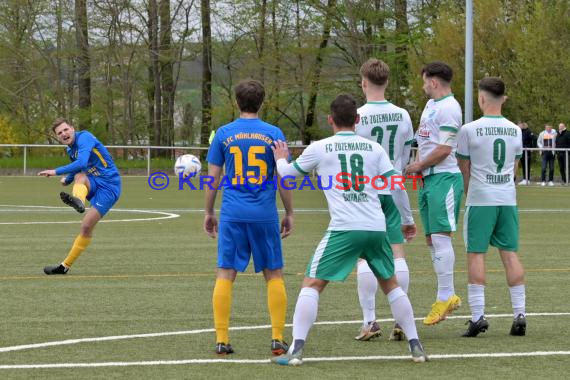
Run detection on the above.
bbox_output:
[267,278,287,341]
[63,235,92,268]
[72,184,88,203]
[212,278,233,344]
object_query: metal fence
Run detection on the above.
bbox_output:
[515,147,569,185]
[0,144,569,184]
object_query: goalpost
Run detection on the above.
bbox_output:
[465,0,473,124]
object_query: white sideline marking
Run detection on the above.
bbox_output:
[1,351,570,369]
[0,205,179,225]
[3,205,570,215]
[32,208,567,213]
[0,312,568,354]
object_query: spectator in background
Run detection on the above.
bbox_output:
[556,123,570,185]
[518,122,535,185]
[537,124,557,186]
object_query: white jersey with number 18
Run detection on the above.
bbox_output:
[288,131,396,231]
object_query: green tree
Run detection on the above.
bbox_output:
[75,0,91,129]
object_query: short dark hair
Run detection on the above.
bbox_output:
[52,117,70,132]
[330,94,358,128]
[235,80,265,113]
[421,61,453,83]
[478,76,505,98]
[360,58,390,86]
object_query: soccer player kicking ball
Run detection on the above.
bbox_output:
[405,62,463,325]
[271,94,427,366]
[456,77,527,337]
[38,118,122,274]
[204,80,293,356]
[354,58,416,342]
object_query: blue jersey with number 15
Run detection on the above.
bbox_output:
[207,118,286,223]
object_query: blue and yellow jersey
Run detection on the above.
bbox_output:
[55,131,121,185]
[207,118,286,223]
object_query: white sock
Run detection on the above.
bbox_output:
[291,287,319,346]
[430,234,455,301]
[468,283,485,322]
[509,284,526,317]
[387,287,418,341]
[357,261,377,325]
[394,258,410,294]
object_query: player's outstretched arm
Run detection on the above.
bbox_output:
[272,140,305,178]
[272,140,300,178]
[204,163,222,238]
[273,140,318,179]
[53,134,96,176]
[38,169,57,177]
[272,140,289,160]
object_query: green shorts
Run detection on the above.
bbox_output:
[305,230,394,281]
[463,206,519,253]
[419,172,463,235]
[379,194,404,244]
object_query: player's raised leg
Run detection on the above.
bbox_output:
[60,173,89,213]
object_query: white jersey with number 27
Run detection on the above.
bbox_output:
[356,101,413,195]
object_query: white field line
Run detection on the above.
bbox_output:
[68,208,570,213]
[0,206,179,225]
[2,205,570,214]
[0,312,568,355]
[113,208,570,213]
[1,351,570,369]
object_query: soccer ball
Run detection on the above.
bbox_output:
[174,154,201,178]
